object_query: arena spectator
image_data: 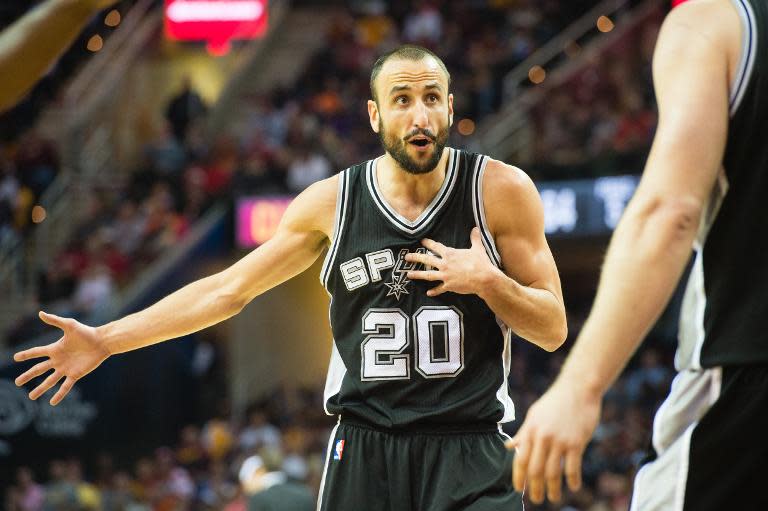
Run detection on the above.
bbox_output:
[165,77,208,144]
[239,452,314,511]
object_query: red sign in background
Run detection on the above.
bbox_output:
[236,197,292,248]
[164,0,268,54]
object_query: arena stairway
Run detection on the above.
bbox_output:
[208,6,335,135]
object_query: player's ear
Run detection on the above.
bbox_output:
[448,93,454,126]
[368,99,380,133]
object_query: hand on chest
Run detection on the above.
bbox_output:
[339,245,441,299]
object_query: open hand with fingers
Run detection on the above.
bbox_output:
[507,380,601,504]
[405,227,499,297]
[14,311,110,405]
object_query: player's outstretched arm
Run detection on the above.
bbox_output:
[405,162,567,351]
[14,176,338,405]
[0,0,118,113]
[510,1,736,504]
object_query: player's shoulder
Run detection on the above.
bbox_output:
[654,0,739,93]
[285,173,341,237]
[667,0,737,20]
[304,172,341,200]
[480,158,543,234]
[482,157,538,203]
[293,173,340,213]
[661,0,739,44]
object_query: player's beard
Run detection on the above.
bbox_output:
[378,117,449,175]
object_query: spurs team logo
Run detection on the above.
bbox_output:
[384,248,424,300]
[339,247,432,300]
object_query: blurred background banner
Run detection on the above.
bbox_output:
[164,0,270,54]
[534,174,640,237]
[233,175,641,250]
[236,196,291,248]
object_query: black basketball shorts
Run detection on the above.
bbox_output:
[316,417,523,511]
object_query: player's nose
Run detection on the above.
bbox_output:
[411,100,429,129]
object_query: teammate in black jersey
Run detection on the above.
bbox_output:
[14,45,567,511]
[512,1,768,509]
[0,0,118,113]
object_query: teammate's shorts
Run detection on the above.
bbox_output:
[317,416,523,511]
[630,364,768,511]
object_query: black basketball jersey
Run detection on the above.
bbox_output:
[677,0,768,369]
[319,148,515,428]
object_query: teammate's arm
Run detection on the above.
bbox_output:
[510,1,734,504]
[14,176,338,404]
[0,0,117,113]
[406,161,567,351]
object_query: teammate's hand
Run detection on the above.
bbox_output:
[507,380,601,504]
[405,227,497,297]
[13,311,110,406]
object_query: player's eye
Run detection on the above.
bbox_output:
[395,96,409,105]
[427,94,439,103]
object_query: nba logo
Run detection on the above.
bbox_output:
[333,439,345,461]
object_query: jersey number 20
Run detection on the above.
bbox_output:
[360,306,464,380]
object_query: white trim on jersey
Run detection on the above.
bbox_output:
[495,319,516,423]
[651,370,680,456]
[366,148,458,234]
[316,418,341,511]
[673,425,695,510]
[677,169,729,370]
[688,253,709,371]
[471,155,502,267]
[497,423,513,442]
[323,339,347,415]
[729,0,758,115]
[320,171,351,417]
[320,169,350,289]
[471,155,515,422]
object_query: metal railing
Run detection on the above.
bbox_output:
[472,0,662,162]
[501,0,632,101]
[206,0,290,136]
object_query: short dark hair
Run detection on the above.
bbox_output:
[370,44,451,104]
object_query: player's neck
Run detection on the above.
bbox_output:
[377,147,450,217]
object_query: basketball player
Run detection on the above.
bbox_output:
[510,1,768,509]
[0,0,118,113]
[14,45,567,510]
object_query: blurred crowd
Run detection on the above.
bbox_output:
[3,341,673,511]
[3,80,215,346]
[1,0,664,252]
[227,0,653,193]
[0,132,60,249]
[526,8,662,180]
